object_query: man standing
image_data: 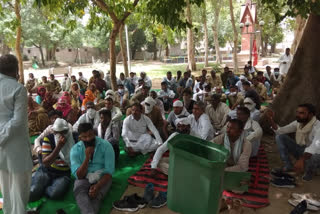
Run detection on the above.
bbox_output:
[71,123,115,214]
[0,54,33,214]
[267,104,320,172]
[279,48,292,76]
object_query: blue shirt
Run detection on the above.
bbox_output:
[70,136,115,179]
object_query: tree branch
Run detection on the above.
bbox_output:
[92,0,118,22]
[121,0,140,22]
[32,42,40,48]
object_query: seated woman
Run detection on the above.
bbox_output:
[28,96,50,136]
[35,86,46,105]
[70,82,81,109]
[42,91,58,112]
[56,96,78,125]
[82,83,97,111]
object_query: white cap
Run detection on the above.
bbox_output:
[240,75,247,80]
[144,97,156,106]
[52,118,69,132]
[105,90,115,100]
[173,100,183,107]
[244,97,255,104]
[175,117,191,126]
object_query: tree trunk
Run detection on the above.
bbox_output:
[109,23,121,90]
[202,2,209,67]
[165,43,169,57]
[186,0,196,71]
[291,15,307,54]
[228,0,239,73]
[272,14,320,125]
[119,24,129,77]
[14,0,24,84]
[262,37,268,56]
[39,45,45,66]
[153,35,157,60]
[211,0,222,64]
[270,43,276,53]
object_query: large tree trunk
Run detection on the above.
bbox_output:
[119,24,129,77]
[202,2,209,67]
[153,35,157,60]
[38,45,45,66]
[109,23,121,90]
[291,15,307,55]
[228,0,239,73]
[14,0,24,84]
[186,0,196,71]
[165,43,169,57]
[211,0,222,64]
[272,14,320,125]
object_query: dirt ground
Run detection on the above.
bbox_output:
[110,134,320,214]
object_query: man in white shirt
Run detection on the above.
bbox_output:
[279,48,292,76]
[62,73,72,92]
[205,94,230,132]
[0,54,33,214]
[158,81,176,111]
[188,101,214,141]
[151,117,192,176]
[128,72,138,95]
[103,97,123,124]
[237,107,263,157]
[162,71,177,93]
[140,71,152,88]
[25,72,38,95]
[73,101,100,132]
[122,103,163,156]
[267,103,320,172]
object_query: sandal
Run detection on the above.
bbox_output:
[292,193,320,207]
[288,199,319,211]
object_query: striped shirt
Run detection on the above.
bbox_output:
[42,134,70,175]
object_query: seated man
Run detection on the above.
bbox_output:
[30,119,74,202]
[71,123,115,214]
[98,110,120,162]
[49,74,62,94]
[151,117,192,176]
[256,71,271,95]
[236,107,263,157]
[226,71,240,90]
[167,100,190,131]
[182,88,195,114]
[295,129,320,181]
[188,101,214,141]
[25,73,38,96]
[270,68,284,97]
[103,97,123,124]
[193,84,212,104]
[162,71,177,93]
[251,77,268,102]
[193,76,207,94]
[114,83,130,113]
[242,81,261,110]
[212,119,252,172]
[177,71,193,96]
[73,101,100,132]
[227,97,260,122]
[140,71,152,88]
[267,103,320,172]
[243,66,252,81]
[206,70,222,88]
[149,91,165,120]
[227,86,244,110]
[122,103,163,156]
[205,94,230,132]
[158,81,175,112]
[130,85,149,106]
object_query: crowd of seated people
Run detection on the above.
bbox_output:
[23,63,320,213]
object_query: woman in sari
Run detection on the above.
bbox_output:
[82,83,98,111]
[70,82,81,109]
[42,91,58,112]
[28,96,50,136]
[35,86,46,104]
[56,96,78,125]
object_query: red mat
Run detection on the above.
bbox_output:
[128,146,270,208]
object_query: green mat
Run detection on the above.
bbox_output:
[1,139,148,214]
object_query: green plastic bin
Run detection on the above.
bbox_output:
[167,134,229,214]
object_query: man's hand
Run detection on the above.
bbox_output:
[85,147,95,159]
[89,184,99,199]
[57,135,66,149]
[294,158,305,174]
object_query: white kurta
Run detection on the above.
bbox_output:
[279,54,292,75]
[188,113,214,141]
[122,115,163,154]
[205,103,230,130]
[73,112,100,132]
[0,73,33,214]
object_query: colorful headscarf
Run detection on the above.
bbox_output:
[37,86,46,99]
[56,97,72,118]
[82,89,96,107]
[62,91,72,104]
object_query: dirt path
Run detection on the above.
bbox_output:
[110,134,320,214]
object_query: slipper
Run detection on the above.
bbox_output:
[288,199,319,211]
[292,193,320,207]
